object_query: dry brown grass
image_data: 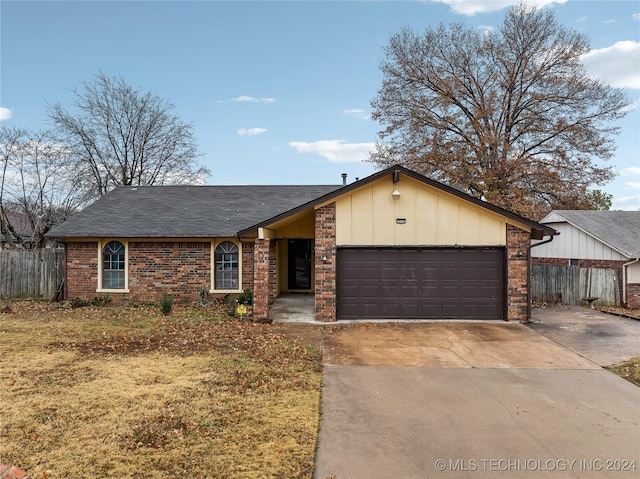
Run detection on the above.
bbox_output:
[606,356,640,387]
[0,301,322,478]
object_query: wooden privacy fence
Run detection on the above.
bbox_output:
[0,249,65,299]
[531,264,620,306]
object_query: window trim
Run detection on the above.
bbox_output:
[211,239,242,293]
[97,239,130,293]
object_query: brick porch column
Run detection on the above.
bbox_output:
[253,238,271,322]
[507,224,531,322]
[315,203,336,322]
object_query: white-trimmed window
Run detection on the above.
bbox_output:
[99,240,128,291]
[214,241,239,290]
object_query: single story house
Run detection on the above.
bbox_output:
[47,166,556,322]
[531,210,640,309]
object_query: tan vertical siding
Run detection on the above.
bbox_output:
[335,176,507,246]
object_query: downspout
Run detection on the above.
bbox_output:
[622,258,640,306]
[527,231,560,322]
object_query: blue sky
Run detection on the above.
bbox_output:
[1,0,639,209]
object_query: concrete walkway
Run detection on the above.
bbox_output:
[267,293,316,323]
[312,315,640,479]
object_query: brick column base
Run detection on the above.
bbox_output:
[315,203,336,322]
[253,238,271,322]
[507,224,530,322]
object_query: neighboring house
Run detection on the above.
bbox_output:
[531,210,640,309]
[47,166,556,322]
[1,211,34,249]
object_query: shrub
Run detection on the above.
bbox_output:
[160,293,173,316]
[92,295,112,307]
[70,297,91,308]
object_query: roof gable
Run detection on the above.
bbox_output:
[240,166,556,238]
[540,210,640,257]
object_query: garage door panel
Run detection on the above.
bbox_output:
[400,304,420,317]
[381,304,400,317]
[337,248,504,320]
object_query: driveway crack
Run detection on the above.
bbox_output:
[446,330,473,367]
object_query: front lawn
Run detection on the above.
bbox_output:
[0,301,322,478]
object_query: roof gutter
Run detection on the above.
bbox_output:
[526,231,560,322]
[622,258,640,306]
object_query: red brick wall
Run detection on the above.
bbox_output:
[65,240,212,304]
[66,242,99,300]
[315,203,336,322]
[507,225,530,322]
[252,238,276,322]
[128,241,210,303]
[627,283,640,309]
[531,257,566,266]
[241,241,255,292]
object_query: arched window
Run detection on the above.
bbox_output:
[102,241,125,289]
[215,241,239,290]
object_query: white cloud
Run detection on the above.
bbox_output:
[429,0,567,16]
[343,109,371,120]
[478,25,494,34]
[581,41,640,89]
[220,95,277,104]
[289,140,375,163]
[603,19,616,24]
[613,195,640,210]
[0,107,12,120]
[622,166,640,177]
[625,182,640,190]
[633,13,640,20]
[237,128,267,136]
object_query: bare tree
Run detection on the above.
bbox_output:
[48,72,210,197]
[1,125,87,248]
[370,4,630,219]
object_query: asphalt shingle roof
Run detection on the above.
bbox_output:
[542,210,640,258]
[47,185,342,238]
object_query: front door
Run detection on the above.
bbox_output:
[288,239,312,290]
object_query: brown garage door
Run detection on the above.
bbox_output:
[336,247,505,320]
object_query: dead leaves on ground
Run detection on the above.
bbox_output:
[51,314,319,364]
[606,357,640,387]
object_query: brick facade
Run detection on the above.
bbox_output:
[128,242,210,302]
[507,224,530,322]
[66,242,99,299]
[65,241,216,304]
[252,238,277,322]
[627,283,640,309]
[64,211,544,322]
[314,203,337,322]
[241,241,255,293]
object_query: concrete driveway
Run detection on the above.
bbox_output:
[311,315,640,479]
[530,305,640,366]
